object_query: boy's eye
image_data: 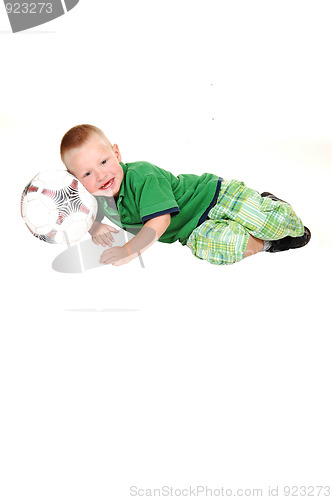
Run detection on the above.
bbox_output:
[85,172,91,177]
[101,160,107,165]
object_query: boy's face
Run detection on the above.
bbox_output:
[63,133,123,198]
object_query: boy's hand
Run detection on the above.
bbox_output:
[99,245,131,266]
[89,222,119,247]
[98,214,171,267]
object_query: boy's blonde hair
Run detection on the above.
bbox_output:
[60,124,110,163]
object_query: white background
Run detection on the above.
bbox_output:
[1,1,331,499]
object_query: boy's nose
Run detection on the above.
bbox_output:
[97,170,107,182]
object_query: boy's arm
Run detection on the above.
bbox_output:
[99,214,171,266]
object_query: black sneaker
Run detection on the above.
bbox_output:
[261,192,287,203]
[266,226,311,252]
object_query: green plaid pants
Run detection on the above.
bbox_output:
[186,179,305,265]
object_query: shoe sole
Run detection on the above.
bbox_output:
[266,226,311,252]
[261,192,287,203]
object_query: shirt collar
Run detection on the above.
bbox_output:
[117,162,127,204]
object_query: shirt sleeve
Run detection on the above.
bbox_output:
[134,173,180,222]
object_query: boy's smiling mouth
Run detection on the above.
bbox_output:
[100,178,114,190]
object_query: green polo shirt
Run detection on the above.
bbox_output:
[95,161,221,244]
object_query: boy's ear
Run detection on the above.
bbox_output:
[112,144,122,163]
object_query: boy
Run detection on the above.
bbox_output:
[60,124,310,267]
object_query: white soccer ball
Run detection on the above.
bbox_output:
[21,170,98,244]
